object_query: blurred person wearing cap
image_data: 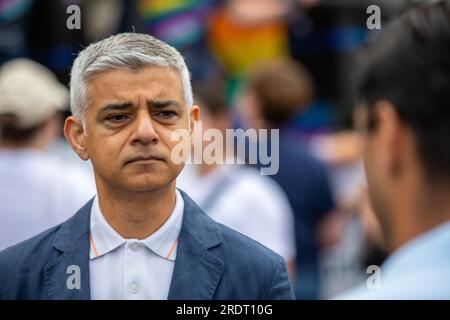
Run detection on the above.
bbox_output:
[177,85,297,278]
[0,59,95,251]
[337,0,450,299]
[0,34,294,300]
[239,58,338,299]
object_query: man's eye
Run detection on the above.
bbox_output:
[106,114,129,122]
[157,111,177,119]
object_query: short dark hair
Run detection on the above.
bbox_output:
[358,0,450,182]
[193,84,228,119]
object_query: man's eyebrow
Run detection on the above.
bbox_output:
[98,102,133,115]
[147,100,181,109]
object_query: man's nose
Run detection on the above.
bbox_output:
[130,113,159,145]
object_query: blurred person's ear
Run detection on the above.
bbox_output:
[41,113,63,147]
[216,109,231,133]
[353,104,368,134]
[368,100,405,181]
[238,90,263,130]
[63,116,89,161]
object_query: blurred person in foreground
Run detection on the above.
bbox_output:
[337,0,450,299]
[177,85,297,278]
[239,58,338,299]
[0,33,294,300]
[0,59,95,251]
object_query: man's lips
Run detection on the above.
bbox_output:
[125,156,164,165]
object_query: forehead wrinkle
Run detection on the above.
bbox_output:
[88,67,185,115]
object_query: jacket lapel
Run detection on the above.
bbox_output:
[168,190,224,300]
[44,199,93,300]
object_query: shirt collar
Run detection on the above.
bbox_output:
[89,189,184,261]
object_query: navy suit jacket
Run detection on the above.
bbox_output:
[0,190,294,300]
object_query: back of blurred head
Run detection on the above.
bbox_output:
[192,84,231,175]
[194,84,229,131]
[0,59,68,150]
[242,58,314,129]
[357,0,450,252]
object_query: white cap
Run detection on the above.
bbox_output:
[0,58,69,128]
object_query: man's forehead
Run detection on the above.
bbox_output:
[88,66,185,106]
[90,66,182,87]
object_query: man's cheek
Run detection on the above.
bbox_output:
[104,145,117,162]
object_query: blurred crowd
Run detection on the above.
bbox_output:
[0,0,426,299]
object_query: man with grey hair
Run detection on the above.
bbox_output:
[0,33,294,300]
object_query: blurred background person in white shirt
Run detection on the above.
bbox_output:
[177,84,297,278]
[0,58,96,250]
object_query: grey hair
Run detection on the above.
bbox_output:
[70,33,193,124]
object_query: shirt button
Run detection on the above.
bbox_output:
[129,283,140,294]
[129,243,141,252]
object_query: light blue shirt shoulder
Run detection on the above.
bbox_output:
[336,220,450,300]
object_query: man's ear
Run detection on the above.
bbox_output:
[189,105,200,138]
[372,100,404,179]
[63,116,89,161]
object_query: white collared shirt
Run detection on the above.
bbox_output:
[89,190,184,300]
